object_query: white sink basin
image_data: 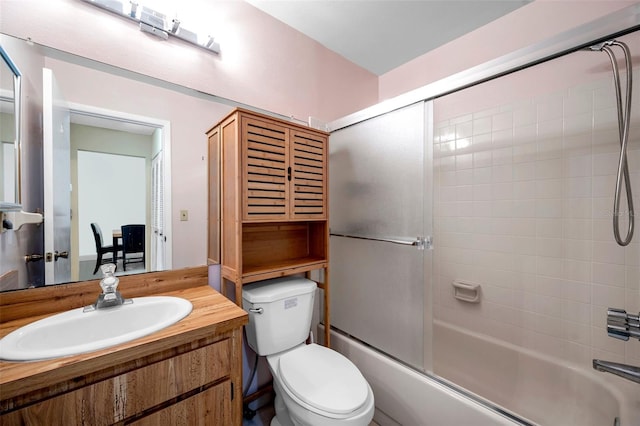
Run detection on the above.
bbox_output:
[0,296,192,362]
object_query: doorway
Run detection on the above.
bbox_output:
[68,109,171,282]
[42,99,172,284]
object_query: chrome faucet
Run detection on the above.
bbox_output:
[84,263,132,312]
[592,307,640,384]
[593,359,640,384]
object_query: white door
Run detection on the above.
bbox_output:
[43,68,71,285]
[151,150,165,271]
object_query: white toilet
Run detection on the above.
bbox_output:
[243,276,375,426]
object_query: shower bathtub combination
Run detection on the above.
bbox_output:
[328,326,639,426]
[326,5,640,426]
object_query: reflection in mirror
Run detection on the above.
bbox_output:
[0,44,21,206]
[69,114,164,283]
[0,33,242,291]
[42,67,170,286]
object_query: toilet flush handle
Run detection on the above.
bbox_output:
[249,307,263,314]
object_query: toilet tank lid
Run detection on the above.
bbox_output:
[242,276,317,304]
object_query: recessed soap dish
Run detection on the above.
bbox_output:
[452,279,481,303]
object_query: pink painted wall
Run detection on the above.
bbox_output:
[378,0,635,102]
[1,0,636,289]
[0,0,378,123]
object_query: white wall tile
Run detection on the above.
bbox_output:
[592,262,626,287]
[563,155,592,177]
[536,179,563,199]
[535,158,563,179]
[473,116,492,136]
[536,137,563,160]
[563,133,592,157]
[591,283,625,308]
[456,169,474,185]
[535,199,562,218]
[473,150,493,168]
[433,70,640,374]
[564,112,592,136]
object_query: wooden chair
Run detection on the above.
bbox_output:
[91,223,121,275]
[121,224,145,271]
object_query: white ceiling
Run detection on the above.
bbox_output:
[247,0,531,75]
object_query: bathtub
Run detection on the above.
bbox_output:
[324,324,640,426]
[325,326,517,426]
[433,321,640,426]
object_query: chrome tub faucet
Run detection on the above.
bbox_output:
[592,308,640,384]
[593,359,640,384]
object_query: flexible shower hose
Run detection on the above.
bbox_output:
[599,40,634,246]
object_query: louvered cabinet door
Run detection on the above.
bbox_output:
[242,117,289,221]
[290,130,327,219]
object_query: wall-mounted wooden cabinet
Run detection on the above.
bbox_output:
[240,115,327,221]
[207,108,330,346]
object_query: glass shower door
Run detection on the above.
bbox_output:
[430,30,640,426]
[329,102,432,370]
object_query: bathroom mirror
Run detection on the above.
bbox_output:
[0,44,21,207]
[0,33,235,290]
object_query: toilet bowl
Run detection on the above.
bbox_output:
[242,277,375,426]
[268,344,375,426]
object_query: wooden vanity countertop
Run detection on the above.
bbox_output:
[0,266,248,404]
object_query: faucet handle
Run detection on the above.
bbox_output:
[99,263,119,294]
[607,308,640,341]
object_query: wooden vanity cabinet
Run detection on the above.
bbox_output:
[207,108,330,346]
[1,331,242,426]
[0,271,248,426]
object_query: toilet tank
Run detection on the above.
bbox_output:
[242,276,317,356]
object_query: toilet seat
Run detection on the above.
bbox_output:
[277,344,369,416]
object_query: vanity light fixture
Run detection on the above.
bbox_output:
[139,6,168,39]
[129,1,138,18]
[81,0,220,54]
[170,18,180,34]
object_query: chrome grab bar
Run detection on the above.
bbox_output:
[329,232,431,250]
[593,359,640,384]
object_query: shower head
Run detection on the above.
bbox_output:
[584,43,606,52]
[582,40,613,52]
[583,40,615,52]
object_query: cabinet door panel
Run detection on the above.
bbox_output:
[131,382,231,426]
[290,130,327,219]
[1,340,230,425]
[242,117,289,220]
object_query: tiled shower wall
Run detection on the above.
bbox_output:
[432,61,640,370]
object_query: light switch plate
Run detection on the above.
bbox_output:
[180,210,188,221]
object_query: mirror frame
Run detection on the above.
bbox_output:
[0,44,22,207]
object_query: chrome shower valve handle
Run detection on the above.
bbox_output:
[607,307,640,341]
